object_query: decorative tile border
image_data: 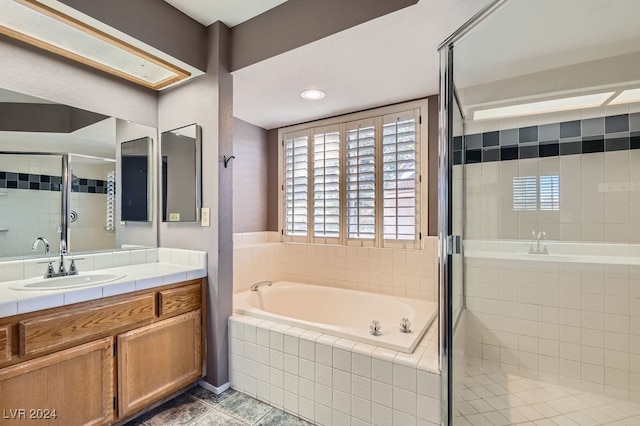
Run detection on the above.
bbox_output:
[454,113,640,164]
[0,171,108,194]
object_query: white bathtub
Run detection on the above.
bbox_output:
[233,281,437,353]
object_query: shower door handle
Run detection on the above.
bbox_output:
[447,235,461,255]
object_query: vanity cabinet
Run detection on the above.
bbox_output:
[117,310,201,417]
[0,279,205,425]
[0,337,113,425]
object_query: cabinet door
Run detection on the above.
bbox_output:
[0,337,113,426]
[117,310,201,418]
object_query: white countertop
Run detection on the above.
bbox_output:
[0,252,207,318]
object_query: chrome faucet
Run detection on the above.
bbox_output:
[31,237,50,255]
[250,281,273,291]
[529,230,548,254]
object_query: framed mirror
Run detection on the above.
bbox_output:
[161,124,201,222]
[0,88,158,259]
[120,137,152,222]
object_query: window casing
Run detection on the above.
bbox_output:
[279,100,428,248]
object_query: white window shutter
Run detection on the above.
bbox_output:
[312,127,340,238]
[382,111,418,241]
[345,119,376,240]
[284,131,309,237]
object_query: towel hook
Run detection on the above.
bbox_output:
[223,155,235,168]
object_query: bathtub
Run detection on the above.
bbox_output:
[233,281,437,353]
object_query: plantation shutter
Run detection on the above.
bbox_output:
[345,119,376,240]
[513,176,538,211]
[312,126,340,239]
[382,110,418,241]
[539,175,560,211]
[284,131,309,237]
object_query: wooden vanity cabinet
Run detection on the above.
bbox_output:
[117,310,201,417]
[0,337,114,426]
[0,279,205,426]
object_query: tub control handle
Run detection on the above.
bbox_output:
[399,318,412,333]
[370,320,382,336]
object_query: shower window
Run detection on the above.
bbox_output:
[280,99,426,248]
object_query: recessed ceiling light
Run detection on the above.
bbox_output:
[300,89,325,100]
[473,92,614,121]
[609,88,640,105]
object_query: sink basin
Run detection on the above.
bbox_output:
[9,273,126,291]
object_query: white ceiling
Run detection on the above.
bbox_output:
[163,0,288,27]
[166,0,490,129]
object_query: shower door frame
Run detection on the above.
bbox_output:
[436,1,509,424]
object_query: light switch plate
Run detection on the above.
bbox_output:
[201,207,210,227]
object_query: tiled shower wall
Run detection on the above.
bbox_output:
[0,155,62,257]
[0,155,115,257]
[70,161,116,252]
[233,232,438,302]
[462,112,640,402]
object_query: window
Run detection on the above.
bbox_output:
[280,101,426,248]
[513,175,559,211]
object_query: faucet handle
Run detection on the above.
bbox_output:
[37,261,56,278]
[370,320,382,336]
[399,318,412,333]
[68,259,78,275]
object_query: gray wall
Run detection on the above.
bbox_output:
[157,22,233,387]
[266,129,279,232]
[230,0,418,71]
[0,37,157,127]
[233,118,269,232]
[58,0,207,71]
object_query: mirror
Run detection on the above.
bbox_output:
[161,124,201,222]
[0,88,157,259]
[120,137,152,222]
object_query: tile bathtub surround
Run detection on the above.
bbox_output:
[233,233,438,301]
[455,112,640,165]
[228,315,441,426]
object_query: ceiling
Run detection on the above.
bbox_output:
[163,0,288,27]
[165,0,490,129]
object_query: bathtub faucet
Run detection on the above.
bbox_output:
[251,281,273,291]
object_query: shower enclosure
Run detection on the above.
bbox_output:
[440,0,640,424]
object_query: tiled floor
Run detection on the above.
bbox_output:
[454,360,640,426]
[124,385,313,426]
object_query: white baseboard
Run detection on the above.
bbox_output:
[198,379,230,395]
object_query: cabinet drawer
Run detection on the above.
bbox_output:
[20,294,155,356]
[158,282,201,317]
[0,325,10,362]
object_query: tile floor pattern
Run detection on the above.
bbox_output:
[454,360,640,426]
[124,385,313,426]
